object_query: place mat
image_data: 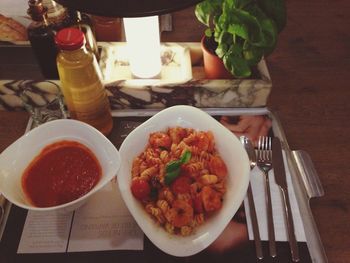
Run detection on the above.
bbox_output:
[0,110,323,262]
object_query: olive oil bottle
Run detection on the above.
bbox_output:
[55,27,113,135]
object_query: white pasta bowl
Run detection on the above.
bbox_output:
[0,119,121,213]
[118,105,250,257]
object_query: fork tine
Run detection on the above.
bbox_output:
[262,136,267,160]
[258,136,263,160]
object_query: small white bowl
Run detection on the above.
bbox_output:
[117,105,250,257]
[0,119,121,213]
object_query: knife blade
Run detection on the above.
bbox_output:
[272,137,300,262]
[0,193,7,241]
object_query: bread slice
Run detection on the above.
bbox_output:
[0,14,28,42]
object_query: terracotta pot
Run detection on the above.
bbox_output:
[201,35,233,79]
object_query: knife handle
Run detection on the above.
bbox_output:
[247,183,264,259]
[264,172,276,257]
[280,188,300,262]
[0,194,6,224]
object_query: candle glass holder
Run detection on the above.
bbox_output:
[20,86,67,127]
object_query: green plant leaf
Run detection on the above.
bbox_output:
[216,31,237,58]
[195,2,211,26]
[229,8,263,45]
[258,0,286,32]
[216,44,225,58]
[245,5,278,49]
[231,42,243,55]
[222,0,234,13]
[195,0,223,27]
[243,42,264,65]
[223,52,251,78]
[227,24,249,40]
[260,18,278,55]
[205,28,213,37]
[236,0,254,9]
[195,0,285,77]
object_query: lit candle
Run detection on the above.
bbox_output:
[123,16,161,79]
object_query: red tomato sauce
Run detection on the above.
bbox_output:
[22,140,101,207]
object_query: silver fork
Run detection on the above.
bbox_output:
[257,136,276,258]
[240,136,263,259]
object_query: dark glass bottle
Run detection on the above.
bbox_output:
[69,11,99,60]
[41,0,72,30]
[27,0,59,79]
[42,1,99,60]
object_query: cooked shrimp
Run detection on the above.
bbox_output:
[183,161,203,178]
[149,132,172,149]
[200,186,222,212]
[208,155,228,179]
[206,131,215,152]
[183,131,210,153]
[196,131,210,152]
[165,199,193,228]
[168,127,187,144]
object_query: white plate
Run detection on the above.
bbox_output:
[117,105,250,256]
[0,119,121,212]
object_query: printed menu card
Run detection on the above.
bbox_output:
[17,181,144,253]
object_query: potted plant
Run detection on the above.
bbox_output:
[195,0,286,78]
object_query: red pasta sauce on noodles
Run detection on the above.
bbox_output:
[22,140,101,207]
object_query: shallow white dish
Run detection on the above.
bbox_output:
[0,119,121,213]
[117,105,250,257]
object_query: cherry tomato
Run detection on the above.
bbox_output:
[131,179,150,200]
[171,176,191,194]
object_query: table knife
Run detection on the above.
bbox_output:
[272,137,300,262]
[0,193,6,241]
[0,194,5,223]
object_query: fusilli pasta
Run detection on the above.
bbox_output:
[130,126,228,236]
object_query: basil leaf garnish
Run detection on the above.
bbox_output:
[180,150,192,164]
[164,150,192,185]
[165,160,182,173]
[164,169,181,185]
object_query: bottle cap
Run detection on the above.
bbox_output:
[27,0,48,21]
[55,27,85,50]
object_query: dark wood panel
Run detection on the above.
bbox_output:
[1,0,350,262]
[0,46,43,80]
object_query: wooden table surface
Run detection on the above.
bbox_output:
[1,1,349,262]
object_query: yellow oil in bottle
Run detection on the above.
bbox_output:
[56,27,113,135]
